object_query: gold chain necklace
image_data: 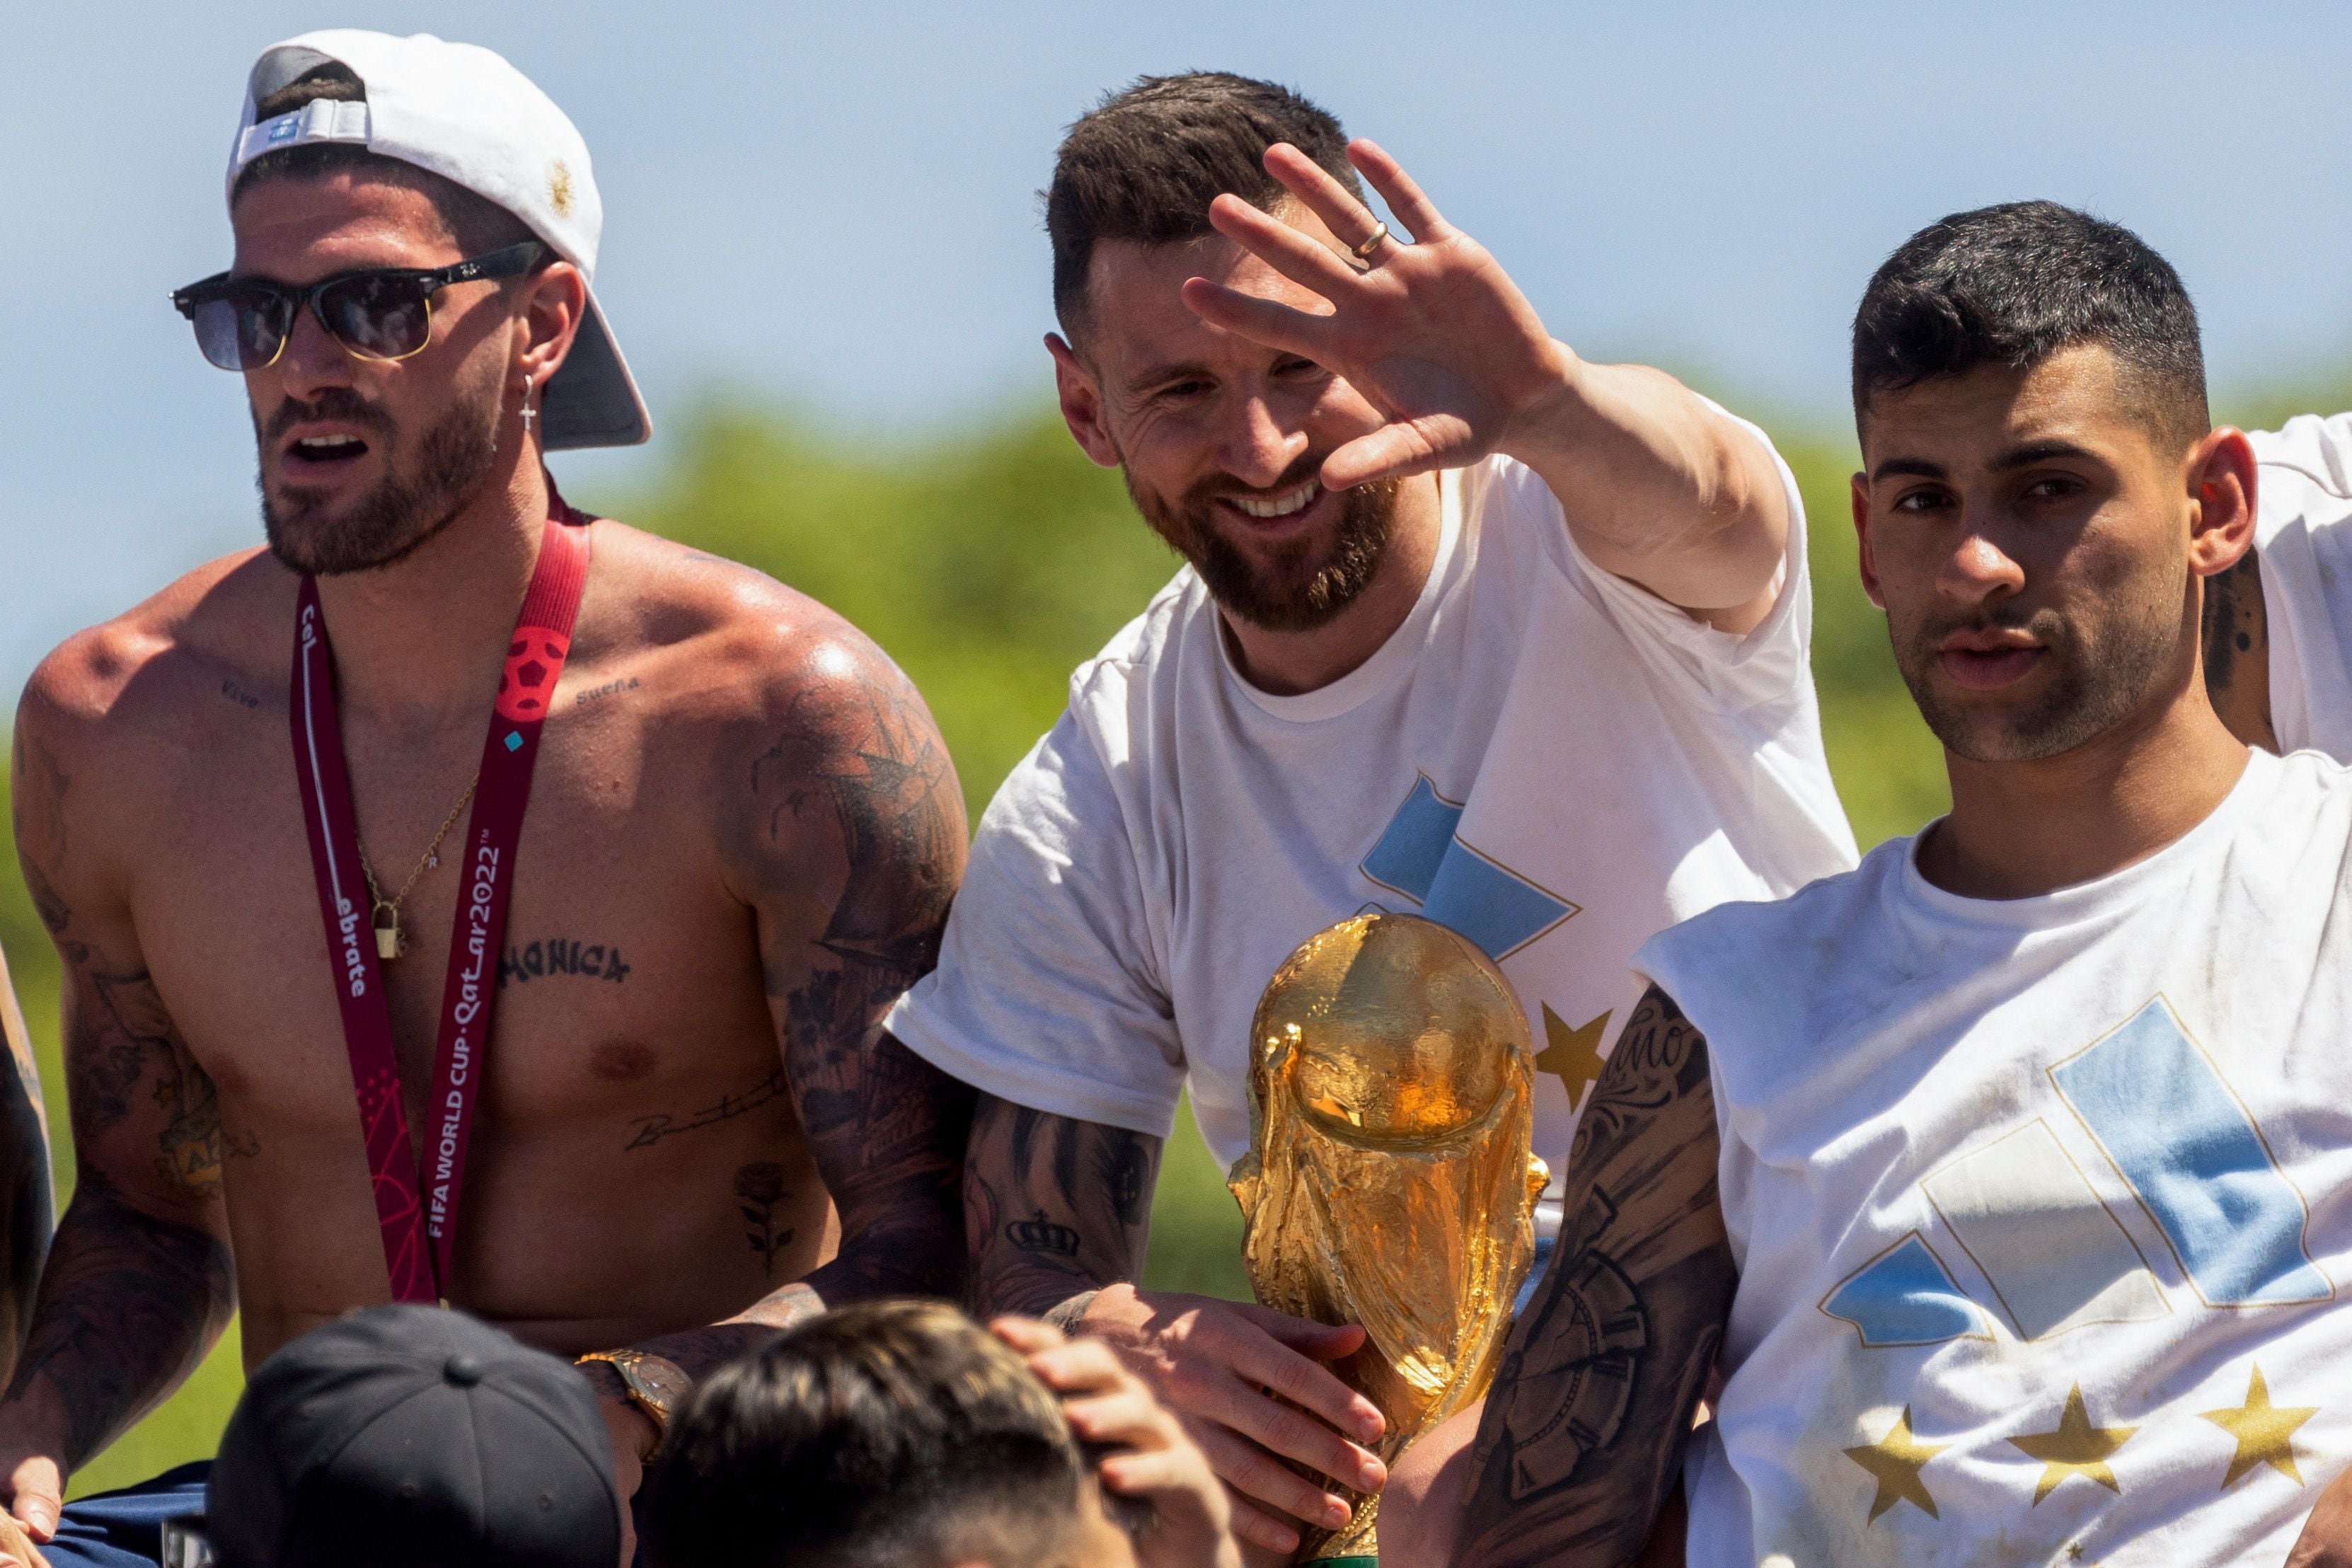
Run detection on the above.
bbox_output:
[357,773,480,962]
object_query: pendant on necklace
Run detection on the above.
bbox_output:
[374,906,404,962]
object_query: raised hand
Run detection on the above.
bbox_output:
[1181,139,1572,494]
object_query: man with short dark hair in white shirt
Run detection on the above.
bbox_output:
[1439,200,2352,1568]
[879,71,1856,1557]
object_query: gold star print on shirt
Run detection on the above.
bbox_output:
[1843,1405,1947,1522]
[2199,1364,2317,1489]
[2012,1385,2136,1504]
[1535,1003,1610,1107]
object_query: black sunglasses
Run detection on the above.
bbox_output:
[171,241,544,372]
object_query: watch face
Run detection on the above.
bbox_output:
[628,1355,692,1411]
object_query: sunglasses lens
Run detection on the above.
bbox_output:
[318,274,432,361]
[191,294,285,371]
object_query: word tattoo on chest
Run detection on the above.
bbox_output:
[572,675,640,708]
[625,1068,790,1151]
[734,1162,796,1276]
[217,679,262,712]
[498,936,630,987]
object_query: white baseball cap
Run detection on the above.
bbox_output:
[226,30,650,450]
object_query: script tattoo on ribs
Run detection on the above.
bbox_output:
[1455,986,1735,1568]
[626,1066,790,1151]
[966,1098,1163,1319]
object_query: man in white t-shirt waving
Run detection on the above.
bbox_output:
[878,72,1857,1557]
[1439,202,2352,1568]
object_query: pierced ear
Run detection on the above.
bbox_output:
[516,261,587,389]
[1047,333,1121,471]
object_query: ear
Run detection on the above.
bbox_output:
[2186,427,2258,579]
[514,260,589,392]
[1047,333,1122,470]
[1851,470,1886,610]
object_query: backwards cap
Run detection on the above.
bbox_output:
[227,30,650,450]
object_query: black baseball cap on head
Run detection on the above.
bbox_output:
[207,1303,621,1568]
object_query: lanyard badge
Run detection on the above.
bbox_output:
[289,499,592,1303]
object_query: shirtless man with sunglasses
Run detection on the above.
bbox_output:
[0,31,969,1566]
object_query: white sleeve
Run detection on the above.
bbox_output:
[2252,415,2352,756]
[882,710,1186,1138]
[1519,402,1814,715]
[2252,413,2352,536]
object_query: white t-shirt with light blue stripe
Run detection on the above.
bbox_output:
[1640,746,2352,1567]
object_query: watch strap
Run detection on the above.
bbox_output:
[576,1349,691,1458]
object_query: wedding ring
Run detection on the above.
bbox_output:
[1351,221,1390,260]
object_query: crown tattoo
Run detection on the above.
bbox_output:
[1007,1209,1083,1258]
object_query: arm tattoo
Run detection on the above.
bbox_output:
[70,969,238,1200]
[2202,546,2278,751]
[761,674,971,1310]
[0,961,54,1386]
[6,727,237,1456]
[1455,986,1735,1568]
[4,1167,233,1470]
[624,662,973,1386]
[966,1095,1162,1320]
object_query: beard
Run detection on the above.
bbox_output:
[1127,454,1402,633]
[1893,581,2186,764]
[257,373,502,577]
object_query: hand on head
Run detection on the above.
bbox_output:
[993,1316,1241,1568]
[1054,1284,1386,1558]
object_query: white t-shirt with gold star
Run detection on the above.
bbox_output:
[887,427,1857,1223]
[1637,746,2352,1567]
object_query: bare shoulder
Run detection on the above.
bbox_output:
[584,521,967,922]
[584,521,923,725]
[22,547,287,729]
[16,548,289,845]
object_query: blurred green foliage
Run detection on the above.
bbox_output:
[0,386,2105,1490]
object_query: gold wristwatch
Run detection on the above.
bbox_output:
[576,1349,693,1459]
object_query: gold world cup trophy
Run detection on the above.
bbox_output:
[1228,913,1550,1564]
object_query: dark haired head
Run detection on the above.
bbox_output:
[643,1301,1097,1568]
[230,62,535,255]
[1047,71,1361,342]
[1852,201,2207,451]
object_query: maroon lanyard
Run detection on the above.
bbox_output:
[289,500,592,1303]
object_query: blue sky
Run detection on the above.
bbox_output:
[6,1,2351,690]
